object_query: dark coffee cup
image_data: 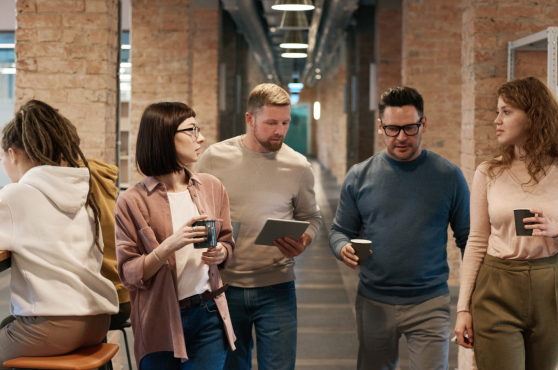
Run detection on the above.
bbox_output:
[351,239,372,266]
[514,209,535,236]
[193,220,217,249]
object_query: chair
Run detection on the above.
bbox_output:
[3,343,119,370]
[109,321,133,370]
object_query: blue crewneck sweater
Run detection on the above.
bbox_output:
[329,149,470,305]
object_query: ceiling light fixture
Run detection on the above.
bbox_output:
[272,0,315,11]
[281,49,307,58]
[280,30,308,49]
[279,11,309,30]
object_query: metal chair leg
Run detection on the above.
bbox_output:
[120,327,133,370]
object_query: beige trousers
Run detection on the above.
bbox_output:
[0,314,110,370]
[471,253,558,370]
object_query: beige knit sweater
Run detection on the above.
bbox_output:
[197,136,322,288]
[457,160,558,312]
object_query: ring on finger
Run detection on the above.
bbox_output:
[190,226,195,232]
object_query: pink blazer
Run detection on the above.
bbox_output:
[115,169,236,365]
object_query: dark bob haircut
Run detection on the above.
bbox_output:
[378,86,424,118]
[136,102,196,176]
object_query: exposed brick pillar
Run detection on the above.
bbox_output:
[402,0,463,166]
[130,0,220,183]
[316,63,347,183]
[15,0,119,164]
[460,2,558,369]
[374,0,402,154]
[130,0,190,183]
[191,3,220,148]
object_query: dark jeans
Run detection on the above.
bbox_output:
[224,281,297,370]
[140,299,228,370]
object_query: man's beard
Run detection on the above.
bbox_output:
[255,127,283,152]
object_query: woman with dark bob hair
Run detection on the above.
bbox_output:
[0,100,118,366]
[115,102,236,369]
[455,77,558,369]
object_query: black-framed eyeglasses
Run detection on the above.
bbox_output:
[176,126,201,138]
[381,117,423,137]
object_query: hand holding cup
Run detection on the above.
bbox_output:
[341,239,372,270]
[522,209,558,238]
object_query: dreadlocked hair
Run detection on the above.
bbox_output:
[1,100,103,253]
[487,77,558,185]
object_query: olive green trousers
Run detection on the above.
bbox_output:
[471,253,558,370]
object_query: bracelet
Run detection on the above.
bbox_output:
[152,249,165,264]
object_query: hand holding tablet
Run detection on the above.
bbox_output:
[254,218,310,246]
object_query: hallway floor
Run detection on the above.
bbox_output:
[0,160,460,370]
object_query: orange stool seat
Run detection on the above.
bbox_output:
[3,343,119,370]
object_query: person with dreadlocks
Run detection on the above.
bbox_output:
[0,100,118,366]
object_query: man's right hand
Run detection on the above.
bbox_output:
[340,243,371,270]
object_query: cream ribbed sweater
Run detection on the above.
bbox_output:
[457,160,558,312]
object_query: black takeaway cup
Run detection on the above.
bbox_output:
[193,220,218,248]
[514,209,535,236]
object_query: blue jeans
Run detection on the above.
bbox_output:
[224,281,297,370]
[140,300,227,370]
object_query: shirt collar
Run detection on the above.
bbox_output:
[141,168,203,192]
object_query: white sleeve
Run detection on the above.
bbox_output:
[0,197,14,251]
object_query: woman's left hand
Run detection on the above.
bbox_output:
[525,209,558,238]
[201,243,228,265]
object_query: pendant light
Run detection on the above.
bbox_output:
[279,11,309,30]
[280,30,308,49]
[272,0,315,11]
[281,49,308,58]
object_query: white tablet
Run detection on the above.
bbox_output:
[254,218,310,246]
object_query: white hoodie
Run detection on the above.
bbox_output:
[0,165,118,316]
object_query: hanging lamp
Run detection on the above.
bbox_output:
[272,0,315,11]
[280,30,308,49]
[279,11,309,30]
[281,49,308,58]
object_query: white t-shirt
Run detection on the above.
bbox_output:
[167,189,211,299]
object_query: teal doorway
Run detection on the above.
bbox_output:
[284,104,310,155]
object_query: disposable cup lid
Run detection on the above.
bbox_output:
[351,239,372,244]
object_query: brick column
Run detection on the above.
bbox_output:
[402,0,463,166]
[316,64,347,183]
[130,0,220,183]
[191,3,220,148]
[15,0,119,164]
[460,2,558,369]
[374,0,402,154]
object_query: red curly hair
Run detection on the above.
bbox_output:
[487,77,558,184]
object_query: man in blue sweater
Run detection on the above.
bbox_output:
[329,86,470,370]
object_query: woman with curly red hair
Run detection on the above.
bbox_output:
[455,77,558,369]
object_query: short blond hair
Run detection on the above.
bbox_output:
[247,83,290,114]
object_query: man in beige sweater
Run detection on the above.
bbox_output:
[197,83,322,370]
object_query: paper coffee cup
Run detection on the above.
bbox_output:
[513,209,535,237]
[351,239,372,266]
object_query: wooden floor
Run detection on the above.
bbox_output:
[0,159,459,370]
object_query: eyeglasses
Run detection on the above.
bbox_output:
[381,117,423,137]
[176,126,201,138]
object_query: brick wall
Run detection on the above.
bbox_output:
[317,64,347,183]
[130,0,220,183]
[374,0,402,154]
[402,0,463,166]
[192,7,220,149]
[15,0,119,164]
[459,1,558,368]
